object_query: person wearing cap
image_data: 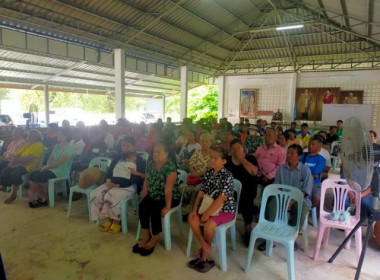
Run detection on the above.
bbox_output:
[244,125,263,155]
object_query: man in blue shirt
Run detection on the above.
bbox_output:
[300,135,326,208]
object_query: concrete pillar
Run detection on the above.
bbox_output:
[114,49,125,120]
[289,73,298,122]
[180,66,188,121]
[216,76,225,120]
[44,84,50,125]
[162,96,166,121]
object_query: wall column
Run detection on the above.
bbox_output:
[115,49,125,120]
[180,66,188,120]
[215,76,225,120]
[162,96,166,121]
[44,84,50,125]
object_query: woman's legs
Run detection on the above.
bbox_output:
[4,167,27,204]
[100,186,135,221]
[188,214,211,261]
[89,184,108,221]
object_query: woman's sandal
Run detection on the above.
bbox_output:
[139,246,155,256]
[98,221,112,232]
[194,260,215,273]
[108,223,121,234]
[188,258,201,269]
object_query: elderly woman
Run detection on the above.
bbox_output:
[1,129,44,204]
[187,147,236,273]
[90,136,146,233]
[225,139,258,247]
[132,142,180,256]
[28,128,76,208]
[188,133,212,179]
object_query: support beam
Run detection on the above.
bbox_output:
[114,49,125,119]
[180,66,188,121]
[162,97,166,121]
[366,0,374,37]
[215,76,225,120]
[340,0,351,31]
[44,84,50,125]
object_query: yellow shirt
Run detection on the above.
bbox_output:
[17,142,45,172]
[296,134,311,148]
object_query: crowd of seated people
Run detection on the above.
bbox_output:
[1,114,378,273]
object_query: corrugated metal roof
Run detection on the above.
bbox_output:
[0,0,379,93]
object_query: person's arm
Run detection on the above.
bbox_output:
[161,171,177,218]
[312,157,326,179]
[140,177,148,199]
[240,157,258,176]
[47,155,69,169]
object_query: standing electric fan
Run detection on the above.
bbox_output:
[328,117,380,280]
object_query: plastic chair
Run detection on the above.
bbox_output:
[67,157,112,221]
[330,141,341,170]
[135,169,188,251]
[313,179,362,262]
[186,179,242,272]
[121,189,140,233]
[48,175,72,207]
[244,184,304,280]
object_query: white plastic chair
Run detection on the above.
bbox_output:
[244,184,304,280]
[186,179,242,272]
[67,157,112,221]
[135,169,188,251]
[313,179,362,262]
[330,141,341,170]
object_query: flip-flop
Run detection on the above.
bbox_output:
[194,260,215,273]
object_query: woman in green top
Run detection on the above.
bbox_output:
[28,128,75,208]
[133,142,180,256]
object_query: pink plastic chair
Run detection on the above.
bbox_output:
[313,179,362,262]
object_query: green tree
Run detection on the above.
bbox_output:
[188,85,218,121]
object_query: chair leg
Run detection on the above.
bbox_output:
[162,215,172,251]
[244,236,257,273]
[285,241,296,280]
[266,240,274,257]
[323,227,331,246]
[354,227,363,263]
[186,229,193,257]
[17,184,23,199]
[311,207,318,228]
[217,230,228,272]
[313,225,326,260]
[344,230,351,250]
[121,199,128,234]
[176,208,183,234]
[136,221,141,241]
[67,189,73,217]
[230,224,237,250]
[48,181,55,207]
[86,193,92,222]
[302,213,309,253]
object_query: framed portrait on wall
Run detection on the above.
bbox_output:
[295,88,317,120]
[315,87,340,121]
[339,90,364,104]
[240,89,257,118]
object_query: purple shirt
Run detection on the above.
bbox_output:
[254,143,286,180]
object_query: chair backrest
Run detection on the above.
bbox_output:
[136,151,149,163]
[331,141,341,156]
[89,157,112,172]
[320,179,361,219]
[231,179,242,221]
[177,169,188,203]
[259,184,304,228]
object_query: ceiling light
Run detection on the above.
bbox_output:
[276,24,304,31]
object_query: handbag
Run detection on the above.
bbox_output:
[198,190,223,216]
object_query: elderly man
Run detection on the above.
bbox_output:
[254,128,286,186]
[258,144,313,251]
[300,135,326,208]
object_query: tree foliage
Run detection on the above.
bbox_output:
[188,85,218,121]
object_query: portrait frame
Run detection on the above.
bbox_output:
[339,90,364,104]
[240,89,257,119]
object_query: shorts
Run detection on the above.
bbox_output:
[209,212,235,226]
[29,170,56,183]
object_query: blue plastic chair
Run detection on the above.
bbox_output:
[244,184,304,280]
[135,169,188,251]
[121,185,140,233]
[186,179,242,272]
[67,157,112,220]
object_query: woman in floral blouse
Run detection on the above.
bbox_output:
[187,146,236,273]
[132,142,180,256]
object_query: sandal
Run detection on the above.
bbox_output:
[139,246,155,256]
[98,221,112,232]
[108,223,121,234]
[194,260,215,273]
[188,258,201,269]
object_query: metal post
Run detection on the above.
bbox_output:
[115,49,125,120]
[44,84,49,125]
